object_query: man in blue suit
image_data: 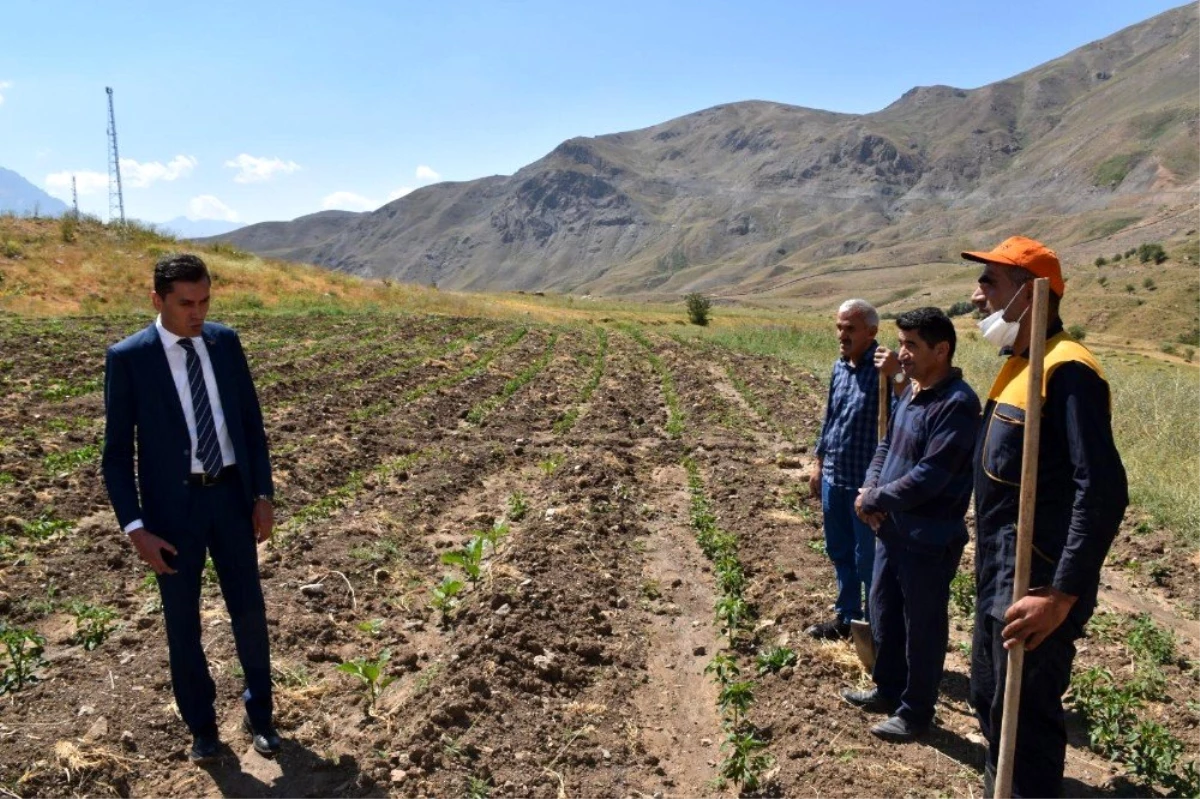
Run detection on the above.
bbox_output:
[102,253,280,763]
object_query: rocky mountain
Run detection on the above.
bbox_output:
[208,4,1198,300]
[160,217,244,240]
[0,167,69,217]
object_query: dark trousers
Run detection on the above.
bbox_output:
[970,612,1077,798]
[821,480,876,623]
[156,476,272,735]
[870,535,963,728]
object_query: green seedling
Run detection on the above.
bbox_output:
[717,680,755,728]
[479,522,510,552]
[1126,613,1176,666]
[755,646,798,675]
[715,594,751,639]
[1,625,46,693]
[68,600,117,651]
[949,570,975,618]
[720,729,773,792]
[430,577,465,620]
[466,774,491,799]
[20,514,72,540]
[357,618,384,636]
[506,491,529,521]
[441,536,485,582]
[705,652,742,685]
[537,453,565,476]
[336,650,396,714]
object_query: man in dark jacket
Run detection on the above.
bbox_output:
[963,236,1127,797]
[842,307,980,742]
[103,253,281,763]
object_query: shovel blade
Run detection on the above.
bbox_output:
[850,619,876,672]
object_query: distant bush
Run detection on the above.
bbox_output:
[1094,256,1108,267]
[1113,253,1123,261]
[1143,277,1156,290]
[946,300,975,318]
[1125,248,1137,258]
[1098,276,1109,287]
[1138,243,1167,265]
[1067,324,1087,341]
[59,215,77,243]
[685,293,711,326]
[1,240,21,258]
[1176,328,1199,347]
[1125,284,1136,293]
[206,241,252,260]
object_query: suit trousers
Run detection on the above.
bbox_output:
[155,474,272,735]
[870,534,964,728]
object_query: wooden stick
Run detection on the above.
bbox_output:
[994,278,1050,799]
[877,360,889,440]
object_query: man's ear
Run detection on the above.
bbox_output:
[151,290,163,313]
[936,340,951,362]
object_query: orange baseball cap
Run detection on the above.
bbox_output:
[962,235,1065,296]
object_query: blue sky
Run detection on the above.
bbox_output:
[0,0,1187,225]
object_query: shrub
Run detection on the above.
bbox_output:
[1094,256,1108,267]
[1142,277,1156,290]
[1114,253,1123,262]
[60,215,77,243]
[1,239,21,258]
[1067,324,1087,341]
[685,293,711,326]
[1138,243,1168,264]
[946,300,975,318]
[1098,276,1109,287]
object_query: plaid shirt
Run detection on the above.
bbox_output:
[815,342,882,489]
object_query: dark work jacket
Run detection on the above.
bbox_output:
[861,368,981,550]
[974,323,1128,627]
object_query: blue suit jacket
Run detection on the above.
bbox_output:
[102,321,273,534]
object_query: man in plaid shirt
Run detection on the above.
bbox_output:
[808,299,907,639]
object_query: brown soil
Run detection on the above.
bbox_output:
[0,312,1195,798]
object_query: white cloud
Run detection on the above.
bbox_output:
[0,81,11,105]
[225,153,301,184]
[45,170,108,199]
[322,191,377,212]
[120,154,197,188]
[387,187,414,200]
[415,165,440,182]
[188,195,240,222]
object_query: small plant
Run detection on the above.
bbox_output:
[441,535,485,581]
[705,652,741,684]
[478,521,510,552]
[1142,277,1156,290]
[2,239,22,258]
[356,618,384,636]
[20,514,72,540]
[1,625,46,693]
[537,453,565,476]
[465,774,491,799]
[506,491,529,521]
[68,601,117,651]
[949,570,976,618]
[336,651,396,714]
[755,646,798,675]
[720,729,773,792]
[716,680,756,728]
[806,538,827,556]
[1066,324,1087,341]
[1094,256,1107,266]
[1098,275,1109,286]
[1126,613,1175,665]
[60,215,77,243]
[430,576,465,621]
[715,594,751,640]
[685,292,712,326]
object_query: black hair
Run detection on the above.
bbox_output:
[153,253,210,296]
[895,306,957,360]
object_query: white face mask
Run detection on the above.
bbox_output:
[978,289,1029,349]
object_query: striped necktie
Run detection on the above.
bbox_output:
[177,338,223,479]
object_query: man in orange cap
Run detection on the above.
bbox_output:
[963,236,1127,797]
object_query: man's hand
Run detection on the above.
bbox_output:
[1002,586,1077,651]
[807,459,822,496]
[854,488,885,532]
[128,529,178,575]
[873,346,901,379]
[252,498,274,543]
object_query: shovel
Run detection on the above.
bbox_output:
[849,360,892,672]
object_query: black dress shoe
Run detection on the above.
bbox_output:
[189,731,220,763]
[805,617,851,640]
[841,687,898,714]
[244,716,282,756]
[870,714,928,742]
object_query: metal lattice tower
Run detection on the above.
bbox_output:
[71,175,79,218]
[105,87,126,225]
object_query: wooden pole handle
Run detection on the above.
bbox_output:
[994,278,1050,799]
[877,362,889,440]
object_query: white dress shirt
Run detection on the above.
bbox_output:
[123,317,238,534]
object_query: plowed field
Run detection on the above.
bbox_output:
[1,312,1195,798]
